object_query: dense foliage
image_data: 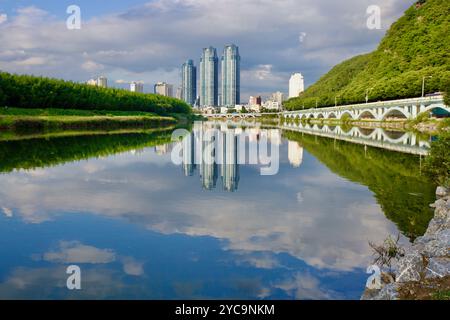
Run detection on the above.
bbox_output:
[285,0,450,110]
[0,72,191,115]
[424,131,450,187]
[283,130,436,239]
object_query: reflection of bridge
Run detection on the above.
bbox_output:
[205,113,276,119]
[283,96,448,120]
[282,122,430,155]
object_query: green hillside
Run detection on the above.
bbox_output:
[285,0,450,110]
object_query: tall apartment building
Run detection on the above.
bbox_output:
[181,59,197,105]
[289,73,304,98]
[221,44,240,107]
[199,47,219,107]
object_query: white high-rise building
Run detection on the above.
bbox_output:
[97,76,108,88]
[289,73,304,98]
[130,82,144,93]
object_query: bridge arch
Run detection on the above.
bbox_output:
[357,110,377,120]
[327,112,337,119]
[381,107,409,120]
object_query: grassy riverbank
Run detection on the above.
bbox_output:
[0,107,203,133]
[0,114,177,131]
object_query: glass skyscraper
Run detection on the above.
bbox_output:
[181,59,197,106]
[199,47,219,107]
[221,44,240,107]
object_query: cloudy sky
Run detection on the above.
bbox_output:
[0,0,414,99]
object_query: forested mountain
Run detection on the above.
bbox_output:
[285,0,450,110]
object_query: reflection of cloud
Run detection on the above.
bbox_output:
[233,252,281,269]
[42,241,116,264]
[0,142,399,272]
[2,207,13,217]
[0,266,134,299]
[275,273,336,300]
[121,257,144,276]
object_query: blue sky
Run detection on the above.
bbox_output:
[0,0,415,99]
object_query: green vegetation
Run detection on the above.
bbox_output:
[0,130,174,173]
[0,72,191,115]
[423,131,450,187]
[0,107,159,117]
[285,0,450,110]
[0,115,176,132]
[283,130,436,239]
[432,289,450,300]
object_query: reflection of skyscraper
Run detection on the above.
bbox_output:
[178,122,241,191]
[201,136,218,190]
[288,141,304,168]
[221,131,240,192]
[182,132,196,176]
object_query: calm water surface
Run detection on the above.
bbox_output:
[0,122,435,299]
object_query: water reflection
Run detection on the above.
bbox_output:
[282,121,432,155]
[0,122,436,299]
[176,122,287,191]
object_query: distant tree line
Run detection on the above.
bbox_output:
[0,72,192,115]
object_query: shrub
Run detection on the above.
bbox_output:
[424,131,450,187]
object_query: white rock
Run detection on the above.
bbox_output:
[425,258,450,279]
[436,186,449,198]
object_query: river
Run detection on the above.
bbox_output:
[0,121,436,299]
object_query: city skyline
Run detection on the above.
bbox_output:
[0,1,415,101]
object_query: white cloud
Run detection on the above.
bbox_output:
[0,13,7,24]
[0,1,414,96]
[15,56,47,66]
[82,60,105,72]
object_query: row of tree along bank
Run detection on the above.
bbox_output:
[0,72,191,115]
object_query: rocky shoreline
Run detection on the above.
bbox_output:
[362,186,450,300]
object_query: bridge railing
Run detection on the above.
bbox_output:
[282,95,445,114]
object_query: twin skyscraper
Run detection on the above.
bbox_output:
[181,44,240,108]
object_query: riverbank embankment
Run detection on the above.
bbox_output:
[362,186,450,300]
